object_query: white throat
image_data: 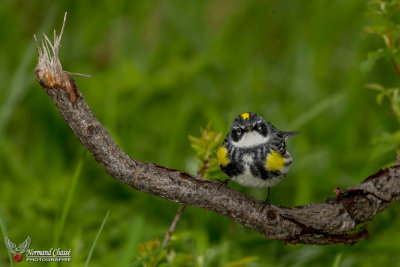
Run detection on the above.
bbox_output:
[233,131,269,148]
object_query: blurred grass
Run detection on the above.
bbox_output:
[129,243,170,267]
[119,216,145,266]
[332,253,342,267]
[53,154,84,251]
[0,205,13,267]
[84,210,110,267]
[1,0,400,266]
[0,5,56,143]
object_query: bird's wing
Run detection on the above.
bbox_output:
[277,139,286,154]
[18,236,31,254]
[5,237,17,254]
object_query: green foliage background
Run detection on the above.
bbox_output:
[1,0,400,266]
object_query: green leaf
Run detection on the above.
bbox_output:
[365,83,385,91]
[188,123,223,178]
[376,93,385,105]
[361,49,387,73]
[131,239,169,267]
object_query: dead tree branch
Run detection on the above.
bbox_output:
[33,14,400,245]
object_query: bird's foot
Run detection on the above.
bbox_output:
[259,198,272,215]
[216,178,230,189]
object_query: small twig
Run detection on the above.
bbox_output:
[161,205,186,247]
[386,24,400,80]
[161,159,211,246]
[197,159,210,177]
[391,58,400,79]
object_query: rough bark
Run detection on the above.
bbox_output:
[33,14,400,245]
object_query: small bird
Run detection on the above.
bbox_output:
[217,112,298,204]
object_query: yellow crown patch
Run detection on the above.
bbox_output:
[240,113,250,120]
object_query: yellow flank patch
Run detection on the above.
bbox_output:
[266,150,285,172]
[240,112,250,120]
[217,146,230,167]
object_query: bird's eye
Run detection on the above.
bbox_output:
[256,123,262,130]
[235,129,242,135]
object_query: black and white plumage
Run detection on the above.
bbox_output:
[217,112,298,202]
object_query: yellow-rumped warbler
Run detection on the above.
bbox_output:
[217,112,298,203]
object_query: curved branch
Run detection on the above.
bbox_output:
[33,15,400,245]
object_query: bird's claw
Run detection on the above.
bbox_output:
[216,178,230,189]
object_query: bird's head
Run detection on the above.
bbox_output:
[229,112,269,148]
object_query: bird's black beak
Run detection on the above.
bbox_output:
[245,125,253,132]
